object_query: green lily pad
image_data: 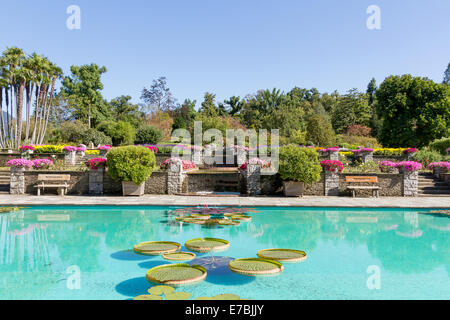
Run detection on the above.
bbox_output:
[224,212,244,217]
[217,219,240,226]
[195,296,214,300]
[165,292,192,300]
[162,252,196,261]
[134,241,181,256]
[228,258,284,276]
[231,215,252,222]
[146,263,207,286]
[133,294,163,300]
[147,285,175,296]
[213,293,241,300]
[190,214,211,220]
[257,249,307,262]
[185,238,230,253]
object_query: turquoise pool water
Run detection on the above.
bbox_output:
[0,206,449,300]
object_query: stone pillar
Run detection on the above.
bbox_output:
[191,148,203,166]
[361,151,374,163]
[89,167,104,195]
[328,151,339,161]
[237,149,247,166]
[76,151,85,162]
[203,145,214,166]
[324,171,339,196]
[10,167,25,195]
[167,161,187,195]
[403,171,419,197]
[65,151,76,166]
[244,164,261,196]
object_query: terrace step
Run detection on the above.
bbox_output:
[417,173,450,196]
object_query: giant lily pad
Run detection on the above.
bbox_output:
[228,258,284,276]
[162,252,196,261]
[257,249,307,262]
[213,293,241,300]
[133,294,163,300]
[134,241,181,256]
[146,263,207,286]
[165,292,192,300]
[231,215,252,222]
[148,285,175,296]
[185,238,230,253]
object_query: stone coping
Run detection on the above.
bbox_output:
[0,194,449,208]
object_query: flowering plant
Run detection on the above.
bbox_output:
[32,159,54,170]
[160,158,196,170]
[379,161,398,173]
[402,148,418,154]
[352,148,374,154]
[427,162,450,171]
[145,146,158,153]
[76,146,87,152]
[395,161,422,172]
[318,147,340,153]
[63,146,77,152]
[6,158,33,168]
[86,158,108,170]
[98,145,113,151]
[20,145,35,151]
[239,158,271,170]
[320,160,344,173]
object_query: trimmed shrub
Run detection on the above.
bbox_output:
[97,120,136,146]
[279,145,322,184]
[413,148,443,168]
[106,146,156,185]
[81,128,112,146]
[135,125,163,145]
[429,137,450,155]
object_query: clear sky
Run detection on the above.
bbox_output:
[0,0,449,107]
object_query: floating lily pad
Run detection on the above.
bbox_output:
[185,238,230,253]
[224,212,244,217]
[165,292,192,300]
[182,218,207,225]
[231,215,252,222]
[195,296,214,300]
[257,249,307,262]
[190,214,211,220]
[0,207,20,214]
[213,293,241,300]
[162,252,196,261]
[217,219,240,226]
[133,294,163,300]
[429,210,450,216]
[134,241,181,255]
[146,263,207,286]
[228,258,284,276]
[147,285,175,296]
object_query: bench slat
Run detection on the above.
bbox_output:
[37,174,71,181]
[345,176,378,183]
[347,186,380,189]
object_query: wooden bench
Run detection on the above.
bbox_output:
[35,174,70,196]
[345,176,379,198]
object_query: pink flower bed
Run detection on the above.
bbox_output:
[86,158,107,170]
[63,146,77,152]
[320,160,344,173]
[379,161,397,172]
[396,161,422,172]
[20,145,35,151]
[239,158,271,170]
[318,147,340,153]
[32,159,54,169]
[427,162,450,171]
[145,146,158,153]
[352,148,374,154]
[402,148,418,154]
[160,158,196,170]
[6,159,33,168]
[98,145,113,151]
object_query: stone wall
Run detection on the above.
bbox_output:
[340,173,402,197]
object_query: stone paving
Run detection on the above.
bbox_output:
[0,194,449,208]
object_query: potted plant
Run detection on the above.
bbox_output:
[379,161,398,173]
[107,146,156,196]
[279,145,322,197]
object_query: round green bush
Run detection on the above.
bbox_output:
[81,128,112,146]
[106,146,156,185]
[429,137,450,155]
[135,125,163,145]
[413,148,443,167]
[278,145,322,184]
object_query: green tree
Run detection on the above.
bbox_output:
[172,99,197,130]
[109,95,142,127]
[367,78,377,106]
[444,63,450,85]
[376,75,450,147]
[62,64,109,128]
[306,114,336,147]
[97,120,135,146]
[141,76,176,113]
[199,92,219,117]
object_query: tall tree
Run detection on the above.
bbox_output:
[141,76,177,113]
[367,78,377,106]
[62,64,108,128]
[224,96,243,116]
[199,92,218,117]
[376,75,450,147]
[444,63,450,85]
[109,95,142,127]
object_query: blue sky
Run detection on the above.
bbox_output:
[0,0,449,107]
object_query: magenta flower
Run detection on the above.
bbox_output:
[320,160,344,173]
[160,158,196,170]
[98,145,113,151]
[86,158,107,170]
[428,162,450,171]
[6,158,33,168]
[239,158,271,170]
[63,146,77,152]
[32,159,54,169]
[20,145,35,151]
[402,148,418,154]
[352,148,374,154]
[396,161,422,172]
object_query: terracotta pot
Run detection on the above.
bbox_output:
[122,181,145,196]
[283,181,304,197]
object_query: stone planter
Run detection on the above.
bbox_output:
[402,171,419,197]
[324,171,340,196]
[191,148,203,166]
[10,167,26,195]
[64,151,76,166]
[242,163,262,196]
[89,167,104,195]
[283,181,304,197]
[122,181,145,196]
[167,161,187,195]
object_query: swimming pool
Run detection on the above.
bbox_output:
[0,206,449,300]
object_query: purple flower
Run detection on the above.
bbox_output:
[6,158,33,168]
[396,161,422,172]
